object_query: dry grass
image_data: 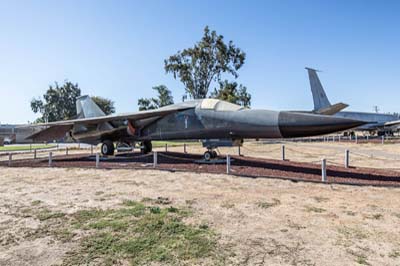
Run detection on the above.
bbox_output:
[0,167,400,265]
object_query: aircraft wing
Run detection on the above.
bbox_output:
[28,105,195,127]
[25,103,196,142]
[27,125,74,141]
[314,102,349,115]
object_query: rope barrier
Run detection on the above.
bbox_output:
[284,147,341,158]
[127,153,154,159]
[241,145,281,154]
[350,151,400,162]
[326,160,345,166]
[157,152,198,162]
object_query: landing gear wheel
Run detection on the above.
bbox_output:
[204,151,212,161]
[141,140,152,154]
[212,151,218,158]
[101,140,115,156]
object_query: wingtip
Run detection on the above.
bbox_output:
[305,67,322,72]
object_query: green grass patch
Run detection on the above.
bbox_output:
[344,211,357,216]
[36,209,66,221]
[313,196,330,203]
[221,201,235,209]
[31,200,43,206]
[305,206,326,213]
[389,249,400,258]
[337,226,369,240]
[364,213,383,220]
[257,198,281,209]
[62,201,220,265]
[356,256,370,265]
[0,144,56,151]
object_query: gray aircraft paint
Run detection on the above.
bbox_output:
[306,68,399,132]
[306,68,331,110]
[27,97,365,147]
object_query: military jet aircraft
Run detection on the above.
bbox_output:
[306,68,400,136]
[28,95,365,160]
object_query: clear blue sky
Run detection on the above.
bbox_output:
[1,0,399,124]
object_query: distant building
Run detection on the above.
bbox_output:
[0,124,39,144]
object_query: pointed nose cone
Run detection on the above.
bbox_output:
[278,112,366,138]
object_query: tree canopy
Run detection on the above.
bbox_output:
[164,26,246,99]
[31,81,115,123]
[211,80,251,107]
[138,85,174,111]
[91,96,115,115]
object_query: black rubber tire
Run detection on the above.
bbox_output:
[101,140,115,156]
[204,151,212,161]
[141,140,152,154]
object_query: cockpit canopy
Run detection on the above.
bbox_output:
[199,99,244,111]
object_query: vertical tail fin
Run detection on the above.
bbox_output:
[306,67,332,111]
[76,95,106,118]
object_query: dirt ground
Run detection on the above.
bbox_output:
[2,140,400,171]
[155,140,400,171]
[1,167,400,266]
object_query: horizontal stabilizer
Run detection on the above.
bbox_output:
[384,120,400,127]
[314,102,349,115]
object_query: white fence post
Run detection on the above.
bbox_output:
[281,145,285,161]
[165,144,168,152]
[184,143,187,154]
[345,149,349,168]
[8,154,12,167]
[226,154,231,174]
[48,152,53,167]
[153,151,158,168]
[96,153,100,168]
[355,134,358,144]
[382,136,385,144]
[321,158,327,182]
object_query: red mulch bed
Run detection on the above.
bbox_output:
[1,152,400,187]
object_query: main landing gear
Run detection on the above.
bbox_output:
[101,140,115,156]
[203,149,218,161]
[141,140,152,154]
[100,140,152,156]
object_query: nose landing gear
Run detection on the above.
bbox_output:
[203,149,218,161]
